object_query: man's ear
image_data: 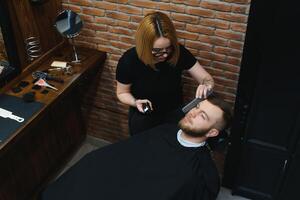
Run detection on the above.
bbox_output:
[205,128,219,138]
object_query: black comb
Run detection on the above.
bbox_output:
[182,90,213,114]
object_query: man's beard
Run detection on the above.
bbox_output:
[178,119,211,137]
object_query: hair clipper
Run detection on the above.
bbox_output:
[142,102,152,114]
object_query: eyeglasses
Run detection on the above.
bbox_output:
[152,45,173,57]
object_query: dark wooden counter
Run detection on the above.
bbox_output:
[0,45,106,200]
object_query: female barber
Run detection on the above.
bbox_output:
[116,12,214,135]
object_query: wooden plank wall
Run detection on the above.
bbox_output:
[6,0,63,70]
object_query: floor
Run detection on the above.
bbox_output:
[59,135,249,200]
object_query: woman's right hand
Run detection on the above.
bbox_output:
[135,99,153,113]
[116,82,153,113]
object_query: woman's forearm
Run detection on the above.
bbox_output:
[188,62,214,89]
[117,92,136,107]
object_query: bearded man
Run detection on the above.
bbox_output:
[42,95,232,200]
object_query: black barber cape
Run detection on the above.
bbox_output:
[42,124,220,200]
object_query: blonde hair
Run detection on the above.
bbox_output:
[135,12,179,68]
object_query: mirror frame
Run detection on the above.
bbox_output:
[54,10,83,39]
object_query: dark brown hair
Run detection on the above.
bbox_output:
[207,94,233,131]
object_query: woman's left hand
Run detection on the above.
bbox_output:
[196,84,212,98]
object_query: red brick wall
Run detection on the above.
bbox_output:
[62,0,251,142]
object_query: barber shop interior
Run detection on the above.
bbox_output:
[0,0,299,199]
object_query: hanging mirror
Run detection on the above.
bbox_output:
[54,10,83,63]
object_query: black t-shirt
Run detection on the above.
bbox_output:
[116,44,197,113]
